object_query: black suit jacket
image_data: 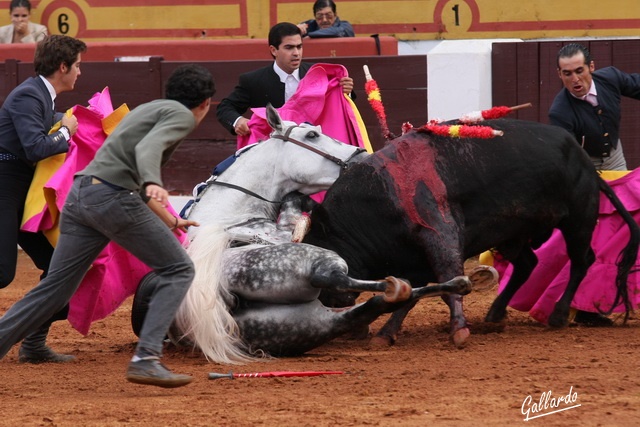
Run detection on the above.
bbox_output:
[548,66,640,158]
[216,62,313,135]
[0,76,68,165]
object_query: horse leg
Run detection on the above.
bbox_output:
[311,271,412,303]
[485,245,537,323]
[370,271,485,347]
[344,275,476,346]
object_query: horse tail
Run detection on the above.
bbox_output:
[176,223,260,364]
[598,177,640,322]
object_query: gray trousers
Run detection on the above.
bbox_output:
[0,175,194,359]
[590,139,627,171]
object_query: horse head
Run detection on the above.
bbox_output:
[265,104,367,195]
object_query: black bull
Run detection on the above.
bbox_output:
[303,118,640,347]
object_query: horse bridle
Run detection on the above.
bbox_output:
[271,125,366,170]
[207,125,366,204]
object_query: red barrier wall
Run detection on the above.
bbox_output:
[0,36,397,62]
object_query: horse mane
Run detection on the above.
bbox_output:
[176,222,265,364]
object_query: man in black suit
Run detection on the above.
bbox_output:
[0,34,85,363]
[217,22,354,136]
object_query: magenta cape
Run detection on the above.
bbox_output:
[494,168,640,324]
[237,62,372,152]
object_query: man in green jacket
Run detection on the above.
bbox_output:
[0,64,214,388]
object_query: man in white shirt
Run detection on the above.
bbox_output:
[216,22,354,137]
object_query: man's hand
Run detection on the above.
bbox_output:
[173,217,200,233]
[145,184,169,206]
[297,23,309,36]
[234,117,251,136]
[61,115,79,136]
[339,77,354,95]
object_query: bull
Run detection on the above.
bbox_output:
[303,118,640,347]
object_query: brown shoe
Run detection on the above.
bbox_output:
[18,345,76,364]
[126,358,193,388]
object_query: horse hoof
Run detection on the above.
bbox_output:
[383,277,412,302]
[291,215,311,242]
[451,327,470,348]
[468,265,499,291]
[369,334,395,347]
[547,314,569,329]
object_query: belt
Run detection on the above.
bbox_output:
[91,176,127,191]
[0,152,19,161]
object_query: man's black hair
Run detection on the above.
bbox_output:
[268,22,302,49]
[165,64,215,109]
[557,43,593,68]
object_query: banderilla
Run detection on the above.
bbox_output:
[208,370,344,380]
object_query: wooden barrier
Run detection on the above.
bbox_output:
[0,36,397,63]
[1,53,426,194]
[492,39,640,169]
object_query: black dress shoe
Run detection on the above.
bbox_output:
[573,310,614,327]
[18,345,77,364]
[126,358,193,388]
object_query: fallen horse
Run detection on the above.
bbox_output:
[133,242,495,358]
[130,105,495,362]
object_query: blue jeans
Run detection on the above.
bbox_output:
[0,175,194,359]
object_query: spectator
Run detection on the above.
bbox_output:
[549,43,640,171]
[298,0,354,38]
[0,34,85,363]
[217,21,354,136]
[0,64,214,388]
[0,0,48,44]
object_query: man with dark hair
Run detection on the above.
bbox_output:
[216,22,354,136]
[549,43,640,171]
[0,34,85,363]
[298,0,355,38]
[0,64,215,388]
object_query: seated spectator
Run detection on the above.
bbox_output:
[297,0,354,38]
[0,0,47,44]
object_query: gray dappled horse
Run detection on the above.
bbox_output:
[131,106,492,363]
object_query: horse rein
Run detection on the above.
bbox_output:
[270,125,366,169]
[207,180,284,204]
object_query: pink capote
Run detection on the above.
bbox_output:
[494,168,640,324]
[237,62,371,151]
[21,88,186,335]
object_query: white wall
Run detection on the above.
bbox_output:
[398,39,522,121]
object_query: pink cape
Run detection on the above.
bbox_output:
[21,88,185,335]
[494,168,640,324]
[237,62,371,151]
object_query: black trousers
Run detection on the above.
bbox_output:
[0,159,67,323]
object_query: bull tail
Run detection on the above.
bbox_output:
[598,177,640,322]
